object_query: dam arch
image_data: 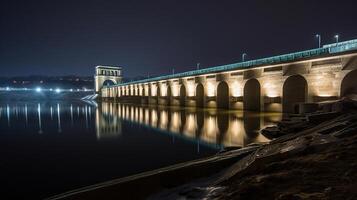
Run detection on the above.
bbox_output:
[196,83,204,108]
[283,75,307,113]
[341,69,357,97]
[244,79,261,111]
[216,81,230,109]
[179,85,186,106]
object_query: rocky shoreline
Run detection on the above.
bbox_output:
[48,98,357,200]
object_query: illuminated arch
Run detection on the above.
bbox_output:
[179,85,186,106]
[244,79,261,111]
[216,81,229,109]
[196,83,204,108]
[283,75,307,113]
[341,69,357,97]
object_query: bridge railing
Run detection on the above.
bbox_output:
[106,39,357,88]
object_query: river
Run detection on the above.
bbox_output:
[0,100,281,199]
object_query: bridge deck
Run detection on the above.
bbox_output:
[108,39,357,87]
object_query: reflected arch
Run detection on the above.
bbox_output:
[217,113,229,143]
[341,69,357,97]
[179,85,186,106]
[167,85,172,106]
[283,75,307,113]
[196,83,204,108]
[244,79,261,111]
[216,81,229,109]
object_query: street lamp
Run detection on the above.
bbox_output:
[242,53,247,62]
[334,34,339,45]
[315,34,321,48]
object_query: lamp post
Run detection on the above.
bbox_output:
[242,53,247,62]
[315,34,321,48]
[197,63,200,70]
[334,34,339,45]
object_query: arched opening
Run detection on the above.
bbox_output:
[196,83,204,108]
[157,86,161,97]
[341,70,357,97]
[244,79,261,111]
[179,85,186,106]
[283,75,307,113]
[216,81,229,109]
[148,86,152,97]
[103,80,116,87]
[167,85,172,106]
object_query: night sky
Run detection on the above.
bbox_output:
[1,0,357,78]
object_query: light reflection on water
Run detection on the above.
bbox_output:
[0,101,282,148]
[96,102,282,147]
[0,102,94,133]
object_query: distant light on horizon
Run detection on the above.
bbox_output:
[36,87,42,92]
[6,87,10,91]
[55,88,61,93]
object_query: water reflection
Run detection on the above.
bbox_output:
[96,102,282,147]
[38,103,43,134]
[95,102,122,140]
[0,101,282,148]
[0,102,95,134]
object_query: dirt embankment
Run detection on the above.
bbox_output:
[151,98,357,200]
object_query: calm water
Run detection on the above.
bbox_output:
[0,100,282,199]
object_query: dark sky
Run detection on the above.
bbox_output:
[1,0,357,78]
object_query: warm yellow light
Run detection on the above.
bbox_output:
[151,85,157,96]
[187,82,195,97]
[317,93,333,97]
[159,110,168,129]
[151,110,158,127]
[206,116,217,136]
[144,85,149,96]
[172,84,179,96]
[183,114,196,136]
[231,81,242,97]
[130,107,134,120]
[170,112,181,132]
[264,82,279,98]
[160,84,167,96]
[206,82,215,97]
[144,108,150,124]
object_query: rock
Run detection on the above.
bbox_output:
[307,111,341,124]
[261,126,282,139]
